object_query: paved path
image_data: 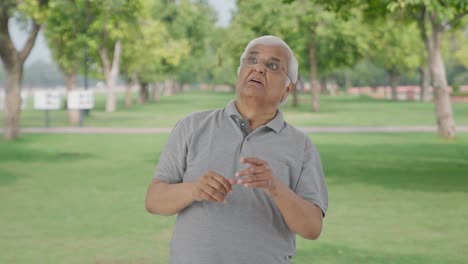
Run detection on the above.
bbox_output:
[8,126,468,134]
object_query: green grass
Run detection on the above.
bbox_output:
[6,90,468,128]
[1,133,468,263]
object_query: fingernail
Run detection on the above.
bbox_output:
[235,172,239,177]
[237,180,243,184]
[244,183,249,187]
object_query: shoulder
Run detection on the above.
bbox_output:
[281,123,318,151]
[177,108,225,131]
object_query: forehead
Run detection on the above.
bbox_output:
[247,44,289,62]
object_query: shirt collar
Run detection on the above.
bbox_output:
[225,100,285,133]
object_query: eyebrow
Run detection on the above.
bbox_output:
[247,51,282,62]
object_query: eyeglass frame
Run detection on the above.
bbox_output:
[242,54,294,85]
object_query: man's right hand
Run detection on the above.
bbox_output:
[191,171,232,203]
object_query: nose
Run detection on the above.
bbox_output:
[253,61,266,74]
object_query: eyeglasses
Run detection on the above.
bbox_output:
[242,54,293,84]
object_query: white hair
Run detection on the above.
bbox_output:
[238,35,299,87]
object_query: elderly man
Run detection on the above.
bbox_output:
[145,35,328,264]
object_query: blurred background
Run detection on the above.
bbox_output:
[1,0,467,263]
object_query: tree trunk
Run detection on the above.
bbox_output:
[430,26,456,139]
[417,8,455,138]
[99,40,122,113]
[174,82,182,93]
[123,72,135,108]
[124,77,133,108]
[344,69,351,91]
[3,65,22,140]
[320,78,327,95]
[419,64,430,101]
[0,15,41,140]
[416,11,432,103]
[64,72,80,126]
[309,41,320,112]
[152,82,161,102]
[139,82,149,104]
[389,71,400,101]
[164,78,174,96]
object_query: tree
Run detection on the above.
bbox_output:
[367,19,422,100]
[147,0,216,95]
[86,0,141,112]
[170,0,218,87]
[44,0,87,125]
[292,1,368,111]
[0,0,49,140]
[386,0,468,139]
[233,0,367,111]
[286,0,467,138]
[120,0,189,104]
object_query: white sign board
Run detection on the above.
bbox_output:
[21,91,28,109]
[34,90,61,110]
[0,90,28,110]
[67,90,94,110]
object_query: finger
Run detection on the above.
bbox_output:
[210,171,232,192]
[243,180,272,189]
[210,173,232,193]
[207,178,228,195]
[237,174,271,184]
[240,157,266,166]
[235,165,267,178]
[235,167,255,178]
[202,185,226,202]
[199,190,218,202]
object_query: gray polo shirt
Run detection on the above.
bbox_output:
[153,100,328,264]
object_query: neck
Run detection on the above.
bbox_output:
[234,100,277,131]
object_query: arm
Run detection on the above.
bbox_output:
[145,179,195,216]
[268,180,323,240]
[146,172,233,216]
[234,157,325,240]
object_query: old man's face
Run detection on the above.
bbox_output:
[236,44,293,107]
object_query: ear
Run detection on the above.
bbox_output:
[285,81,295,95]
[281,82,295,102]
[287,81,295,93]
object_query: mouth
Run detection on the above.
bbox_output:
[248,78,263,86]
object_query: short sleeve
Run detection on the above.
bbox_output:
[293,137,328,217]
[153,120,188,184]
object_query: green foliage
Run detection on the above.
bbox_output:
[229,0,368,82]
[367,19,423,77]
[387,0,468,23]
[44,0,87,75]
[85,0,142,72]
[450,23,468,68]
[348,59,388,87]
[17,0,50,23]
[120,0,190,83]
[159,0,220,84]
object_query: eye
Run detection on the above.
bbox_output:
[266,62,279,71]
[246,56,258,65]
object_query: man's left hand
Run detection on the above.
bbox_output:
[231,157,280,196]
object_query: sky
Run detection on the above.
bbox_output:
[9,0,235,66]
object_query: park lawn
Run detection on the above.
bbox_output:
[1,133,467,264]
[8,90,468,128]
